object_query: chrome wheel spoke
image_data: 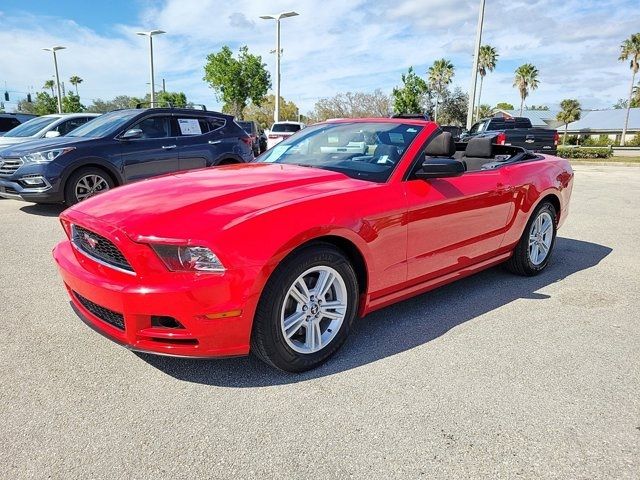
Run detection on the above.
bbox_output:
[314,269,334,298]
[283,311,306,338]
[289,280,310,305]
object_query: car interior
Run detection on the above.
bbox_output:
[421,131,539,174]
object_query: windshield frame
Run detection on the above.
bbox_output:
[66,110,138,138]
[2,116,60,138]
[257,121,424,183]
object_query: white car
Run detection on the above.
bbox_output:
[0,113,100,148]
[266,121,305,150]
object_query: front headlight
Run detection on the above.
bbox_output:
[21,147,75,164]
[151,245,225,272]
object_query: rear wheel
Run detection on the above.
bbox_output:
[251,244,359,372]
[506,201,557,276]
[64,167,114,205]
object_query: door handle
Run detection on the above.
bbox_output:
[162,145,177,149]
[208,140,221,145]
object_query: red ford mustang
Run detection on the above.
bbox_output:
[53,118,573,372]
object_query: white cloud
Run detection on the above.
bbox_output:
[0,0,638,114]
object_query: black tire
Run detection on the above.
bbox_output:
[64,167,115,206]
[506,201,557,276]
[251,244,359,372]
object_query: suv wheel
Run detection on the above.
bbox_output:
[64,167,114,205]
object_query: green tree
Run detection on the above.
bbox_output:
[437,87,469,126]
[62,92,85,113]
[618,33,640,145]
[556,99,581,145]
[477,104,493,119]
[392,67,428,115]
[244,95,299,129]
[495,102,514,110]
[476,45,498,121]
[203,45,271,119]
[428,58,455,122]
[69,75,83,97]
[308,90,392,123]
[86,95,138,113]
[43,80,55,96]
[513,63,540,116]
[31,92,58,115]
[17,98,37,114]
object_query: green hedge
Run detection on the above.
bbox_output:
[556,147,612,159]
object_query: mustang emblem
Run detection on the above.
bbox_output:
[83,233,98,249]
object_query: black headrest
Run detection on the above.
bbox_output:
[425,131,455,157]
[465,137,493,158]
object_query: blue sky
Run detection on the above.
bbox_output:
[1,0,638,114]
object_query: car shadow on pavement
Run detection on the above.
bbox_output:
[137,237,612,387]
[20,203,66,217]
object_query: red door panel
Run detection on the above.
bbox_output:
[403,170,514,283]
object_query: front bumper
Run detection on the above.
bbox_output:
[53,239,261,358]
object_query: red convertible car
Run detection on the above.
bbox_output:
[53,118,573,372]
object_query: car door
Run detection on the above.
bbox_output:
[120,114,180,182]
[175,115,228,170]
[403,164,514,283]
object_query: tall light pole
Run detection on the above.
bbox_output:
[260,12,299,123]
[136,30,165,106]
[466,0,486,130]
[43,46,66,114]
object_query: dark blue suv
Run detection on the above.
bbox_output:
[0,107,254,205]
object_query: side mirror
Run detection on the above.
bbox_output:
[44,130,60,138]
[121,128,143,140]
[415,158,465,179]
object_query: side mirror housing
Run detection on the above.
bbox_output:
[121,128,143,140]
[415,158,465,179]
[44,130,60,138]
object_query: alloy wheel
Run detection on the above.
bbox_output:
[75,174,110,202]
[528,211,553,265]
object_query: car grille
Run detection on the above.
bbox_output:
[74,291,125,330]
[71,225,134,273]
[0,157,23,176]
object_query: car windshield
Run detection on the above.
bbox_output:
[237,121,254,134]
[3,116,58,137]
[271,123,301,133]
[66,110,136,138]
[258,122,422,183]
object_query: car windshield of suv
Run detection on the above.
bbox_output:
[3,116,58,137]
[237,121,254,134]
[259,122,422,183]
[66,110,136,138]
[271,123,301,133]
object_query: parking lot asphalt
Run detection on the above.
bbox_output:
[1,164,638,479]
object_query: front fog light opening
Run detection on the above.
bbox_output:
[151,315,184,329]
[19,175,50,188]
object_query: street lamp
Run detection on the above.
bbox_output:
[260,12,299,123]
[466,0,486,130]
[136,30,166,106]
[43,46,66,114]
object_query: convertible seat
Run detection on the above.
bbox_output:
[425,131,456,158]
[461,137,494,172]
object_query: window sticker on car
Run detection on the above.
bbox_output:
[327,136,339,144]
[178,118,202,135]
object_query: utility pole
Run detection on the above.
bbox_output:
[43,46,66,114]
[136,30,165,106]
[466,0,486,130]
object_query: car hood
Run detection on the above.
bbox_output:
[0,136,91,156]
[68,163,371,240]
[0,136,35,147]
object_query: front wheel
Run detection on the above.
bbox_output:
[64,167,114,205]
[251,245,359,372]
[506,201,557,276]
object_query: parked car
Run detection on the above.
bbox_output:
[0,113,100,147]
[266,121,305,149]
[461,116,559,154]
[0,107,254,204]
[236,120,264,156]
[53,118,573,372]
[0,113,37,135]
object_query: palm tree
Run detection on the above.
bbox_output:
[428,58,455,122]
[476,45,498,121]
[477,104,493,119]
[513,63,540,116]
[43,80,55,96]
[619,33,640,146]
[556,99,581,145]
[69,75,83,96]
